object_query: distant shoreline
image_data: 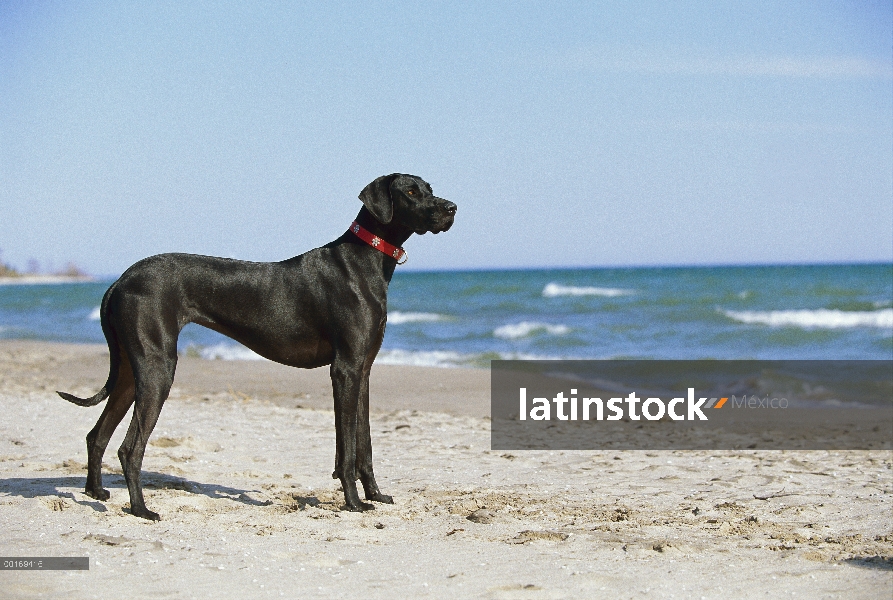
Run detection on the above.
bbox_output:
[0,275,96,286]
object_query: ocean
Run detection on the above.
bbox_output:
[1,263,891,367]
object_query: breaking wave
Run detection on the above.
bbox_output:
[542,283,633,297]
[494,321,572,339]
[388,311,448,324]
[194,343,267,361]
[722,308,893,329]
[375,349,471,368]
[376,349,565,368]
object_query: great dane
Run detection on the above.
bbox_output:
[58,173,456,520]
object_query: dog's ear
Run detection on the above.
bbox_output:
[358,174,400,224]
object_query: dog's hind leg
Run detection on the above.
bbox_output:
[84,349,135,501]
[117,352,177,521]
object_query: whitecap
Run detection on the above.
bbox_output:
[197,343,267,361]
[494,321,572,339]
[88,306,101,321]
[722,308,893,329]
[375,348,567,367]
[388,311,447,325]
[374,349,469,368]
[542,282,633,297]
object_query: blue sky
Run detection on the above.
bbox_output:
[1,1,891,274]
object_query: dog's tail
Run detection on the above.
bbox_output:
[57,283,121,408]
[57,388,109,407]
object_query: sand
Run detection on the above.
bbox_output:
[0,340,890,599]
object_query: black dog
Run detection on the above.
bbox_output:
[58,174,456,520]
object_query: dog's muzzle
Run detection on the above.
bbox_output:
[431,200,457,233]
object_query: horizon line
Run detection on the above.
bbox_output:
[70,259,893,280]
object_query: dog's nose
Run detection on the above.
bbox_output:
[443,201,457,215]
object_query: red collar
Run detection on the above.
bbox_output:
[350,221,407,264]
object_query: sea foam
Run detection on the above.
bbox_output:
[197,343,267,361]
[375,349,469,368]
[388,311,447,324]
[88,306,101,321]
[542,282,633,297]
[375,348,565,368]
[494,321,571,339]
[722,308,893,329]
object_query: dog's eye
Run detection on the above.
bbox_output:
[407,190,415,195]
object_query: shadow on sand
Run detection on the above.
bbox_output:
[0,471,272,514]
[842,556,893,571]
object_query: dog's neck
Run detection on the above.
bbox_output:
[325,207,413,282]
[353,207,414,249]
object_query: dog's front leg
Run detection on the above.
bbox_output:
[355,372,393,504]
[330,358,375,511]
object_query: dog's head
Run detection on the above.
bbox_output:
[359,174,456,234]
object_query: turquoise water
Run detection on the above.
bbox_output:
[1,263,891,366]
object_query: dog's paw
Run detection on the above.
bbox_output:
[366,492,394,504]
[343,501,375,512]
[130,506,161,521]
[84,486,110,501]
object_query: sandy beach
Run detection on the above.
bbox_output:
[0,340,890,599]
